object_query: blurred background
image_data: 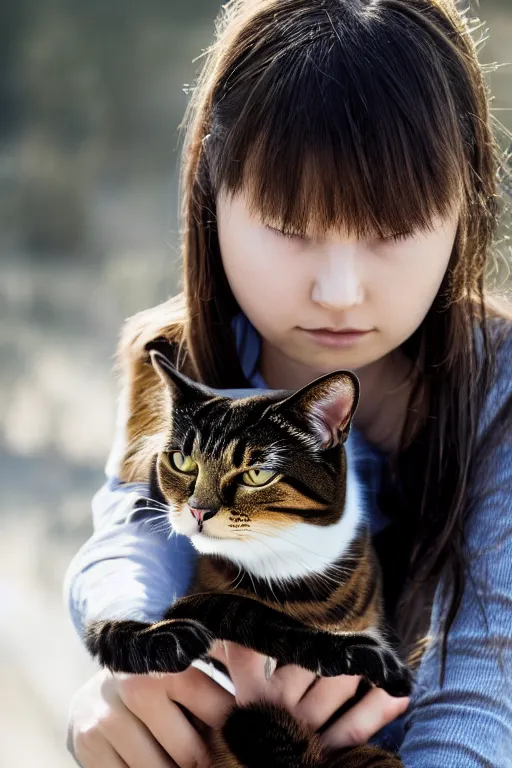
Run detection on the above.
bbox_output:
[0,1,510,766]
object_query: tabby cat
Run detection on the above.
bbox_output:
[86,349,413,767]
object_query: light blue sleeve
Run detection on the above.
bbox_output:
[63,478,196,638]
[400,330,512,767]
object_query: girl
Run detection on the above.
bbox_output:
[65,0,512,766]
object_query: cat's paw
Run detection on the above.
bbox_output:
[378,649,413,697]
[157,618,215,672]
[316,634,412,697]
[85,618,214,674]
[342,641,413,697]
[85,619,148,670]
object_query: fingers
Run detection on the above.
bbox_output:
[117,669,236,766]
[224,642,316,709]
[99,680,182,768]
[269,664,318,711]
[116,667,234,730]
[69,667,226,768]
[73,731,131,768]
[295,675,362,731]
[320,687,410,749]
[172,667,235,728]
[218,641,408,750]
[68,672,133,768]
[223,643,269,704]
[118,690,210,768]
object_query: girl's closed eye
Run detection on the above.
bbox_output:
[266,225,307,241]
[380,232,411,244]
[266,222,412,246]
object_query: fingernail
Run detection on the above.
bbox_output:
[264,657,277,680]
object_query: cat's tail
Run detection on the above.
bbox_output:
[213,701,324,768]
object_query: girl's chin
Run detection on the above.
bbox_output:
[293,344,383,374]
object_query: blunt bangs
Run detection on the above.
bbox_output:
[206,2,467,239]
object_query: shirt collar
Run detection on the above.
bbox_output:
[231,312,266,388]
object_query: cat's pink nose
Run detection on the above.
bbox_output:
[189,505,217,523]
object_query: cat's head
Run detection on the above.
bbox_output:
[150,350,362,580]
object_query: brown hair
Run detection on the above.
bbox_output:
[125,0,512,679]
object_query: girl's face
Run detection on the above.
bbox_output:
[217,189,459,380]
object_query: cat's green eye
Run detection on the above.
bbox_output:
[170,452,198,474]
[241,468,277,487]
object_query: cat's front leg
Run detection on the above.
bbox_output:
[85,617,214,674]
[165,593,412,697]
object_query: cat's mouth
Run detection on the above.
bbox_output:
[170,505,227,540]
[191,520,228,539]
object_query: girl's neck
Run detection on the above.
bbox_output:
[260,341,414,452]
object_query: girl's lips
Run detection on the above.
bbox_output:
[300,327,374,348]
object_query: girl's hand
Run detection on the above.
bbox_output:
[68,661,234,768]
[220,642,410,749]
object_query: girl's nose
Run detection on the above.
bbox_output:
[311,250,364,310]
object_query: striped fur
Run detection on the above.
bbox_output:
[86,314,412,767]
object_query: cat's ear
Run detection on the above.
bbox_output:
[274,371,359,448]
[149,350,212,403]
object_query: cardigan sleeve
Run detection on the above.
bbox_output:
[400,328,512,767]
[62,376,256,640]
[62,414,197,639]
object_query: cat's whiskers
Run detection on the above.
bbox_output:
[136,508,169,517]
[151,519,174,535]
[306,568,347,596]
[121,496,180,540]
[218,555,245,590]
[131,508,169,521]
[244,542,283,598]
[242,560,259,595]
[297,558,354,589]
[283,556,349,597]
[125,507,168,526]
[138,512,174,535]
[123,496,170,525]
[136,496,170,511]
[230,566,245,591]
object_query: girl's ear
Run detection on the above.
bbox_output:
[273,371,360,448]
[149,350,212,404]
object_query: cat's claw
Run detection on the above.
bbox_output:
[85,618,214,675]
